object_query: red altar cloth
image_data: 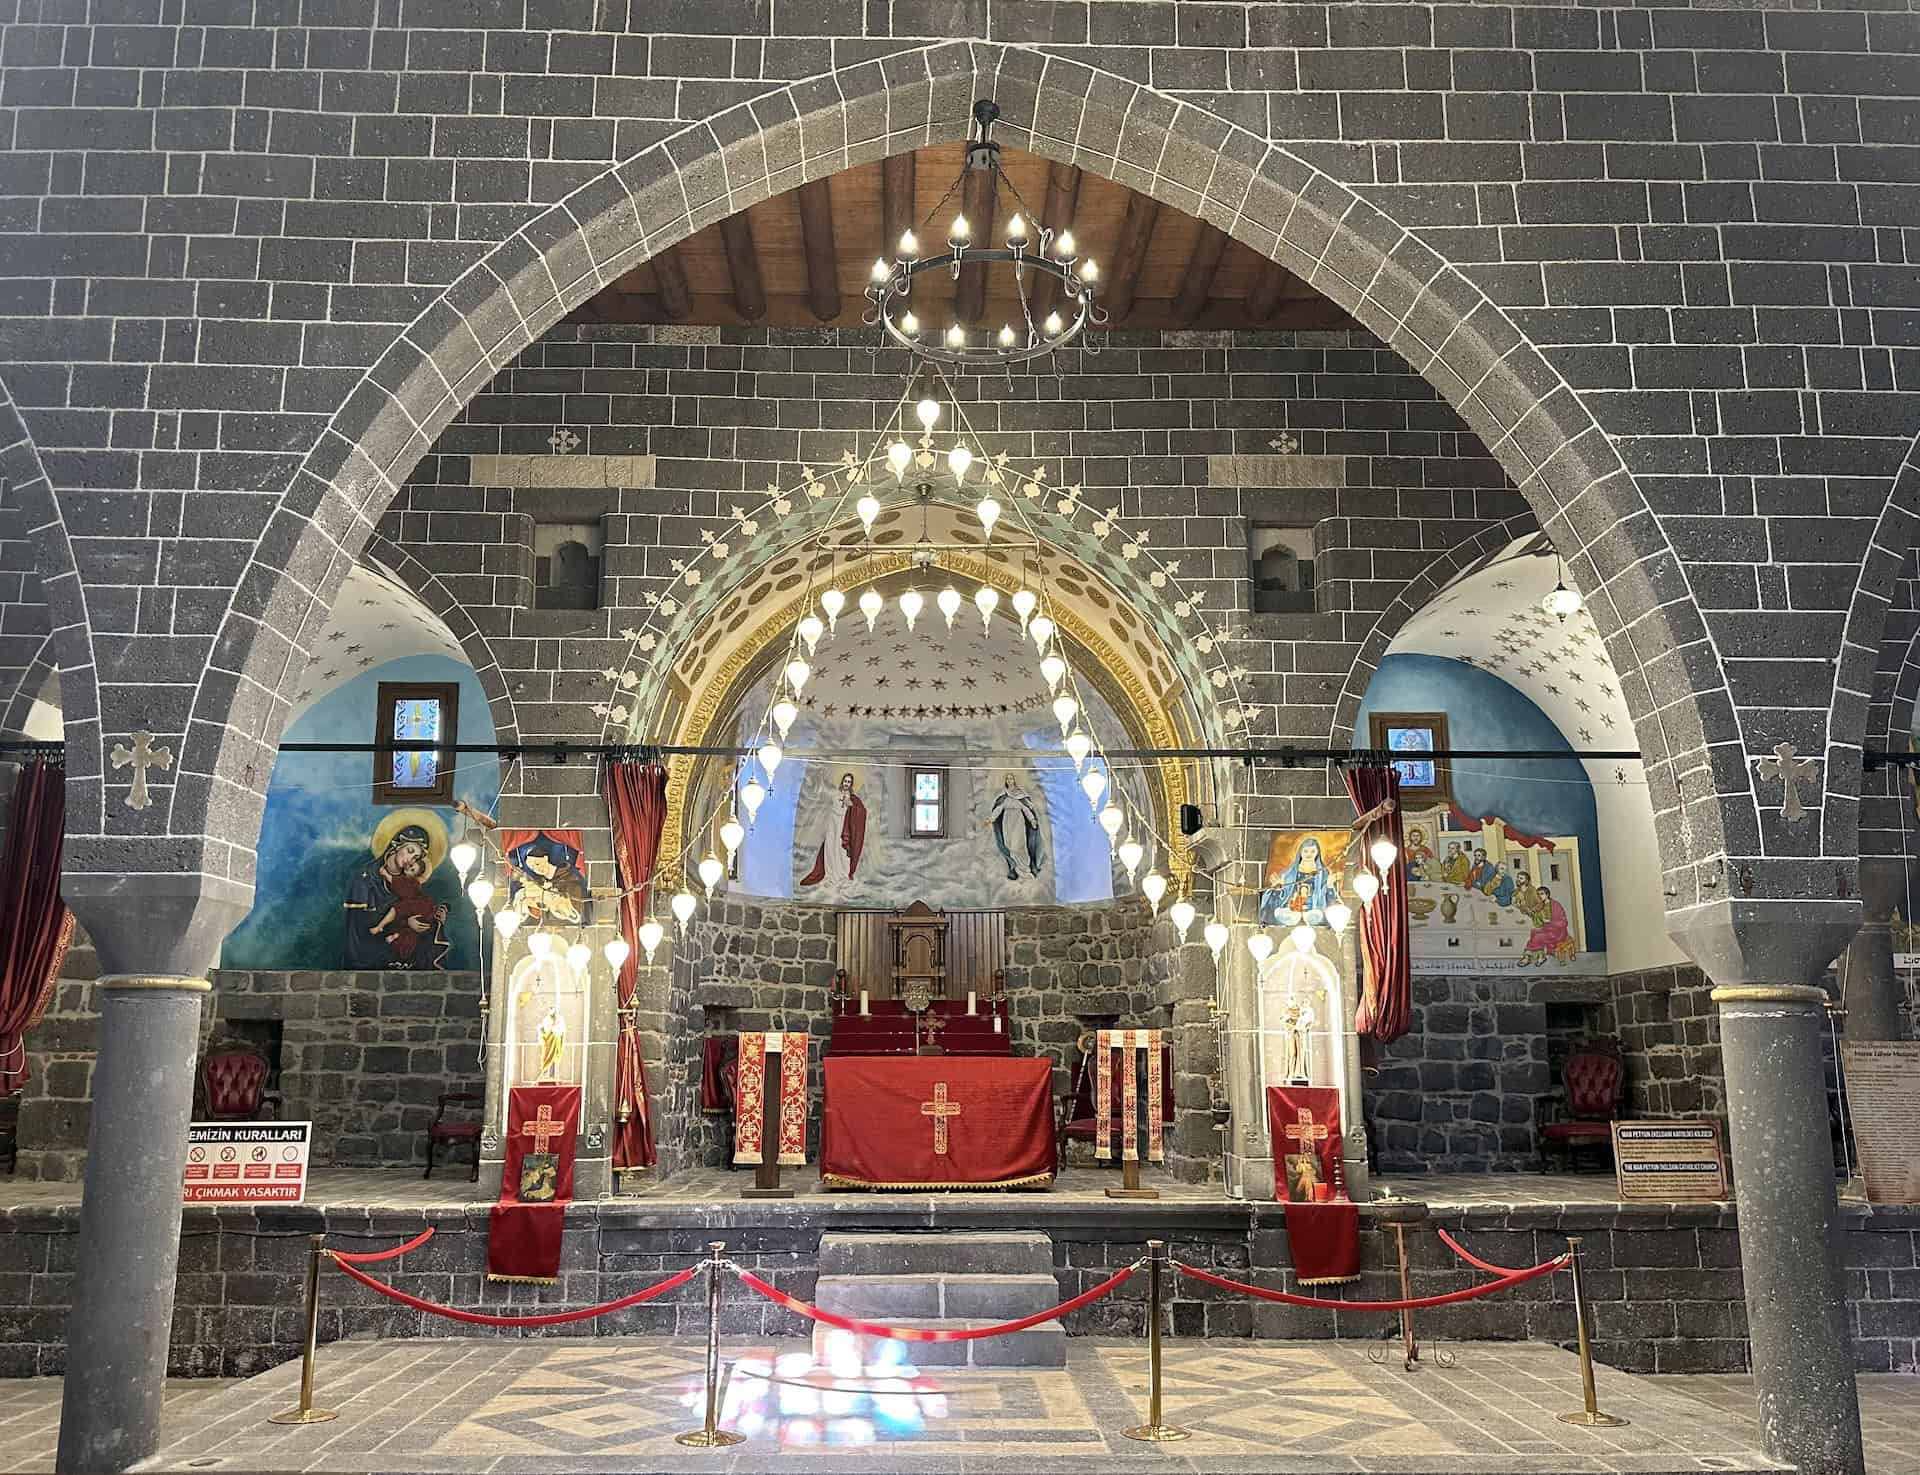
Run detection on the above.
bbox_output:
[827,999,1012,1057]
[821,1056,1055,1189]
[1267,1085,1359,1285]
[489,1084,581,1284]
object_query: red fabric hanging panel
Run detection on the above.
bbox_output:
[0,760,73,1094]
[603,759,666,1170]
[1345,763,1411,1045]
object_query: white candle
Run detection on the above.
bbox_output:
[992,1014,1002,1034]
[859,989,869,1016]
[966,990,977,1015]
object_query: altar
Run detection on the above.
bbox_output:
[820,1056,1056,1190]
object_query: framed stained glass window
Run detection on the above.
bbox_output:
[374,681,459,804]
[1367,711,1451,806]
[908,767,945,838]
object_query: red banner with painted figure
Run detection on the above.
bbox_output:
[821,1057,1055,1190]
[488,1084,581,1284]
[1267,1084,1359,1285]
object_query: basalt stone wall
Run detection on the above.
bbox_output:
[1598,963,1728,1123]
[10,931,110,1184]
[207,970,486,1168]
[0,1198,1913,1379]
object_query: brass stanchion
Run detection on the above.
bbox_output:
[1557,1235,1627,1428]
[269,1234,338,1426]
[1122,1239,1190,1442]
[676,1240,746,1448]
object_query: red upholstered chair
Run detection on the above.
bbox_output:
[424,1092,484,1181]
[197,1044,275,1122]
[0,1091,18,1176]
[1058,1031,1175,1156]
[1539,1043,1624,1173]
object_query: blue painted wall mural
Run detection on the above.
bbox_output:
[220,655,501,971]
[1357,654,1606,960]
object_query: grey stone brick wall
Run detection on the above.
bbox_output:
[1,12,1916,965]
[208,969,486,1168]
[1,1197,1912,1379]
[1598,962,1728,1122]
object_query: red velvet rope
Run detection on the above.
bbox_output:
[1436,1228,1529,1278]
[735,1265,1135,1342]
[1176,1254,1567,1312]
[328,1256,699,1327]
[328,1227,436,1264]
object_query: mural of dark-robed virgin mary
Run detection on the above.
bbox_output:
[344,808,452,970]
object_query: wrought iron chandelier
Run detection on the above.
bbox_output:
[864,98,1104,366]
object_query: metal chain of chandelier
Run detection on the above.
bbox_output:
[864,99,1106,366]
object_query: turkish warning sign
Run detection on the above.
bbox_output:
[183,1121,312,1204]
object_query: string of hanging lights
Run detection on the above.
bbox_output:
[864,99,1105,366]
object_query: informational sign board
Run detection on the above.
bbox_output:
[1841,1042,1920,1205]
[1611,1119,1729,1202]
[182,1121,311,1205]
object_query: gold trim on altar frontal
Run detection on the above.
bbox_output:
[822,1172,1055,1191]
[651,548,1197,882]
[99,974,213,993]
[1709,984,1830,1008]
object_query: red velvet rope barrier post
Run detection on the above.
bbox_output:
[1436,1228,1530,1278]
[734,1265,1135,1343]
[328,1256,699,1327]
[1176,1253,1567,1313]
[328,1227,436,1264]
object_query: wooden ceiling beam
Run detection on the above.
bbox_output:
[649,244,692,321]
[1103,191,1160,322]
[954,160,998,326]
[1244,259,1293,325]
[1170,222,1230,327]
[1029,161,1081,321]
[881,151,916,263]
[716,212,767,322]
[795,177,841,322]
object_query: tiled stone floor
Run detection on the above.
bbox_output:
[0,1339,1860,1474]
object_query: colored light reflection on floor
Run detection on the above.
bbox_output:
[685,1332,953,1446]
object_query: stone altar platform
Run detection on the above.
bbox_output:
[1,1169,1914,1382]
[124,1338,1793,1474]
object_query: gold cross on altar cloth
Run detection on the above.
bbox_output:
[521,1104,568,1153]
[1282,1107,1329,1152]
[920,1082,962,1155]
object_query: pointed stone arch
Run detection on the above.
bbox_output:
[176,39,1727,905]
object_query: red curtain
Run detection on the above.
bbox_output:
[603,759,667,1170]
[1345,763,1411,1044]
[0,760,74,1094]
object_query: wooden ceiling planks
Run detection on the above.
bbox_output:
[573,144,1349,334]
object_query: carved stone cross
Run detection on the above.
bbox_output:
[1756,742,1817,822]
[110,730,173,812]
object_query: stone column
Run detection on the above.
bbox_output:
[54,975,207,1475]
[1843,861,1909,1042]
[1674,897,1864,1475]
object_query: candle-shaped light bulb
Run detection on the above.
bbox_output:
[871,256,890,283]
[974,585,998,632]
[945,323,966,349]
[899,310,920,338]
[1080,257,1099,283]
[1054,229,1076,258]
[898,588,923,631]
[898,229,919,258]
[859,588,884,630]
[998,324,1016,348]
[950,213,970,243]
[1043,311,1064,336]
[1005,212,1027,244]
[937,586,962,629]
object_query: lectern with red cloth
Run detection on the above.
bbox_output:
[488,1084,580,1283]
[1266,1084,1359,1285]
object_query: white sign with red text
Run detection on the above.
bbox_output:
[183,1121,311,1204]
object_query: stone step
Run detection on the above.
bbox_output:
[814,1272,1062,1321]
[818,1231,1053,1278]
[809,1318,1066,1369]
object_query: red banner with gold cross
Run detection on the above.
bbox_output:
[1267,1084,1359,1285]
[820,1057,1054,1189]
[488,1084,581,1284]
[733,1031,808,1166]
